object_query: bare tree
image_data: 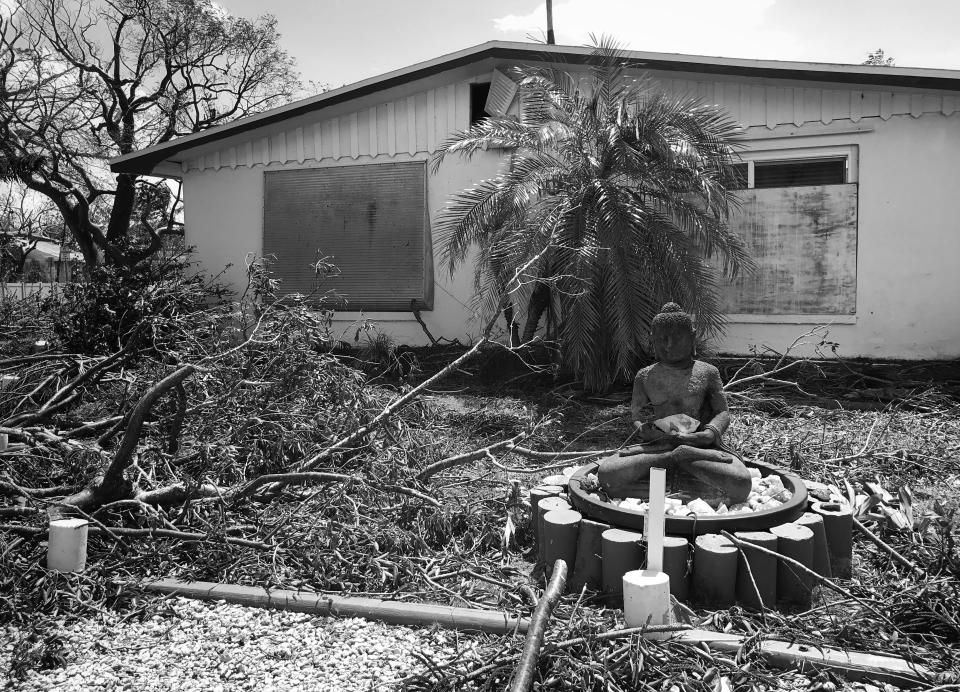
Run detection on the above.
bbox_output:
[0,184,62,279]
[0,0,300,268]
[863,49,895,66]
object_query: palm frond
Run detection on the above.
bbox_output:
[431,38,753,391]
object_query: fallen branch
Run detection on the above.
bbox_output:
[54,364,199,516]
[719,530,895,627]
[299,337,491,472]
[853,516,923,575]
[230,471,441,507]
[418,433,528,482]
[0,523,274,549]
[510,559,567,692]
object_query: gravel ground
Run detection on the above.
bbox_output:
[0,597,481,691]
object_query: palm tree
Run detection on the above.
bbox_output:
[431,39,754,391]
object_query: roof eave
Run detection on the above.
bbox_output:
[110,41,960,176]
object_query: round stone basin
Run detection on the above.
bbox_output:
[567,460,808,537]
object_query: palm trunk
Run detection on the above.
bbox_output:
[522,282,551,343]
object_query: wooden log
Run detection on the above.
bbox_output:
[145,580,529,634]
[692,533,737,608]
[812,501,853,579]
[601,528,644,607]
[795,512,832,579]
[770,523,815,608]
[542,509,581,585]
[536,495,571,565]
[569,518,610,593]
[661,536,690,603]
[529,485,563,561]
[734,531,778,611]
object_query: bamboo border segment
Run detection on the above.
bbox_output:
[144,579,529,635]
[677,630,931,687]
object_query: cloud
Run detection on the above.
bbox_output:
[493,0,805,63]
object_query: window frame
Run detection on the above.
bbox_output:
[261,159,434,313]
[723,142,860,323]
[735,144,859,189]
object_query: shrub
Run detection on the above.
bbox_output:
[41,255,222,355]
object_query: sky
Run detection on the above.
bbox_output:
[214,0,960,90]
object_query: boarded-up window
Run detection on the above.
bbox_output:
[263,162,432,311]
[722,184,857,314]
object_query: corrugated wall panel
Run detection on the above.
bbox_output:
[195,75,957,171]
[263,162,428,310]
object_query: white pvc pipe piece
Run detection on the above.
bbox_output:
[47,519,89,572]
[646,467,666,572]
[0,433,7,452]
[623,569,671,634]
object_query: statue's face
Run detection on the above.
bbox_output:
[652,324,695,365]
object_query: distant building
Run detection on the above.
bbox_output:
[111,42,960,359]
[1,238,83,283]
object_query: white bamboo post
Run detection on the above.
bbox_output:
[623,467,671,632]
[623,569,671,634]
[47,519,89,572]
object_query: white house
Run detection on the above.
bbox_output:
[110,42,960,359]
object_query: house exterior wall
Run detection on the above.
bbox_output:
[181,64,960,359]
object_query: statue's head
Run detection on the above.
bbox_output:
[650,303,695,366]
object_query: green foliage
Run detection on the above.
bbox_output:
[41,254,219,355]
[432,38,754,391]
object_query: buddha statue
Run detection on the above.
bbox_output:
[598,303,752,505]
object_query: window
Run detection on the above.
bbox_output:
[730,157,847,189]
[721,146,858,316]
[470,82,491,126]
[262,162,432,311]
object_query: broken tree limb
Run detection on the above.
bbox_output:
[229,471,440,507]
[417,433,528,482]
[853,516,923,575]
[3,341,137,428]
[299,337,490,472]
[53,364,199,516]
[510,559,568,692]
[719,530,894,627]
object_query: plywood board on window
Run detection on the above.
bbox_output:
[263,162,430,311]
[722,183,857,315]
